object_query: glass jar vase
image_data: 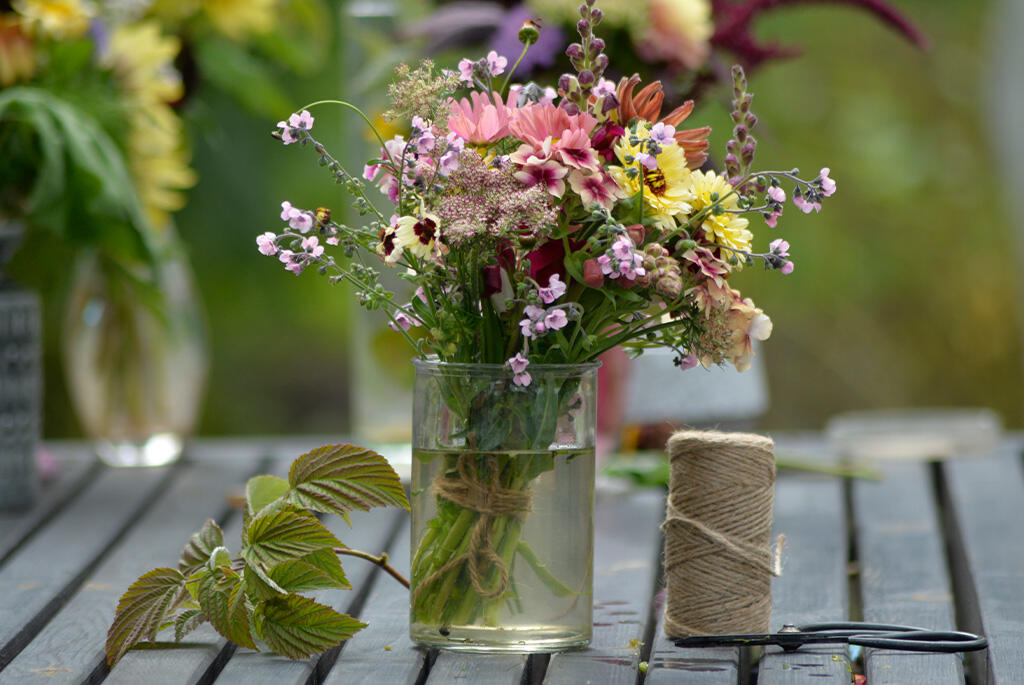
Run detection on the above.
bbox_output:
[409,358,598,653]
[63,249,207,467]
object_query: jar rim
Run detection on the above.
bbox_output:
[412,356,601,374]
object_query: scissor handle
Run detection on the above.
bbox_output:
[798,622,988,653]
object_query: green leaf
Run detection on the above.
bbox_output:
[268,555,350,594]
[106,567,187,667]
[197,569,257,651]
[246,474,291,517]
[253,595,366,660]
[243,562,288,602]
[298,548,350,589]
[173,608,207,642]
[208,546,233,571]
[179,519,225,575]
[286,444,409,519]
[242,509,342,567]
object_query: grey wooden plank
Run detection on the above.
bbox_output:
[101,452,293,685]
[541,489,663,685]
[0,448,96,564]
[0,464,172,671]
[758,470,852,684]
[425,652,526,684]
[0,454,259,683]
[942,445,1024,685]
[320,512,427,685]
[853,460,964,684]
[645,614,739,685]
[212,507,406,685]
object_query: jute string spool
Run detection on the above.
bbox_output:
[662,430,777,637]
[411,453,532,605]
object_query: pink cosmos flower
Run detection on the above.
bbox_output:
[819,167,837,196]
[448,91,516,145]
[257,232,278,256]
[513,156,569,197]
[509,102,598,151]
[568,170,624,210]
[553,128,601,172]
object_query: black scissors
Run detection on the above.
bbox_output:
[673,622,988,653]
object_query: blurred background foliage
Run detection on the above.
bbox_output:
[21,0,1023,437]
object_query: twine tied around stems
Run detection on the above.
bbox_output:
[662,430,781,638]
[412,453,532,604]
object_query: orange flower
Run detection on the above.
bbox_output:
[616,75,710,169]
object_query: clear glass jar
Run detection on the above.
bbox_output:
[63,249,207,467]
[409,358,598,653]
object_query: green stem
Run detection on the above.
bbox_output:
[499,43,531,96]
[296,99,392,164]
[516,541,575,598]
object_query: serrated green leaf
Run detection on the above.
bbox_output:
[198,570,257,650]
[268,558,349,594]
[246,474,291,517]
[299,548,350,589]
[105,567,187,667]
[253,595,366,660]
[173,608,208,642]
[180,519,225,575]
[208,546,233,571]
[286,444,409,518]
[241,509,342,567]
[244,562,288,602]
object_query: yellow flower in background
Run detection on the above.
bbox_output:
[105,21,183,104]
[12,0,93,39]
[687,170,752,265]
[202,0,276,41]
[146,0,203,24]
[0,15,37,86]
[644,0,711,70]
[104,20,195,227]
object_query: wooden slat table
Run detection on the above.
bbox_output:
[0,435,1021,684]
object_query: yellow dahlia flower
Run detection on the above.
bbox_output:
[687,170,753,267]
[609,122,694,232]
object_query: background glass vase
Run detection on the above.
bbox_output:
[409,359,598,653]
[63,244,207,467]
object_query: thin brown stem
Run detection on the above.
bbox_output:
[335,547,411,589]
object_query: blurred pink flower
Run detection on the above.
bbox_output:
[448,91,517,145]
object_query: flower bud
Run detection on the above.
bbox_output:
[590,7,603,24]
[734,124,748,142]
[745,113,758,129]
[593,54,609,73]
[589,38,605,57]
[578,69,595,86]
[518,20,540,45]
[558,73,573,93]
[565,43,584,61]
[577,19,590,35]
[741,143,755,166]
[561,101,581,115]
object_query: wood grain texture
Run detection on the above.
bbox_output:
[645,614,740,685]
[544,489,663,685]
[0,464,172,671]
[942,445,1024,685]
[0,449,96,565]
[853,459,964,684]
[0,454,259,683]
[758,469,852,684]
[320,513,429,685]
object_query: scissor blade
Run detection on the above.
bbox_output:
[672,632,837,649]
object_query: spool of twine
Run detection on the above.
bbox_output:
[662,430,777,637]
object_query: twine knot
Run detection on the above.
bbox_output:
[412,454,532,605]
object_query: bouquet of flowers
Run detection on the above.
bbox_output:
[260,0,835,646]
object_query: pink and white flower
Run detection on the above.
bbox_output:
[276,110,314,145]
[257,232,278,256]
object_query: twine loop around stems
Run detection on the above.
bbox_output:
[412,453,532,604]
[662,430,777,638]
